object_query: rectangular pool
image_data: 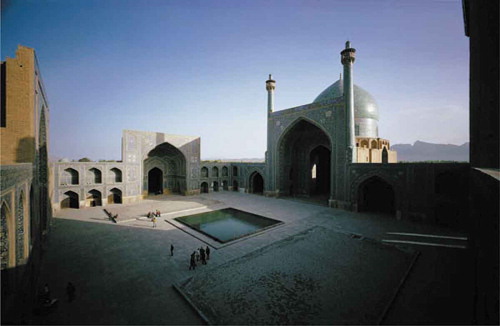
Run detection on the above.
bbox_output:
[175,208,282,243]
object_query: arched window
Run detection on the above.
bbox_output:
[201,167,208,178]
[110,168,122,183]
[89,168,102,184]
[232,166,238,177]
[222,166,228,177]
[63,168,79,185]
[212,167,219,178]
[371,140,378,149]
[382,147,388,164]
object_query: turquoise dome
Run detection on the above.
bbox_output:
[313,79,379,120]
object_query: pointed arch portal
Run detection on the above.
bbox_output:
[144,142,186,195]
[278,119,331,200]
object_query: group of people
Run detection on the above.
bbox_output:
[189,246,211,270]
[147,210,161,218]
[147,210,161,228]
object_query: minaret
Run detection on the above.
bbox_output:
[341,41,356,163]
[266,74,276,114]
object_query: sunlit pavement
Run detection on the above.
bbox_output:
[30,191,474,324]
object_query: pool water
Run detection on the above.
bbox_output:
[175,208,282,243]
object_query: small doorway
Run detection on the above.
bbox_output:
[61,191,79,209]
[108,188,122,204]
[88,190,102,207]
[250,172,264,194]
[201,182,209,193]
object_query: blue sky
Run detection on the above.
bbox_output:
[2,0,469,160]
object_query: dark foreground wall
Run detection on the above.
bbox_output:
[469,169,499,324]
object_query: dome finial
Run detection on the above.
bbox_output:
[346,40,351,49]
[269,74,272,80]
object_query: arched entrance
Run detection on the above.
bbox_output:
[233,180,239,191]
[249,172,264,194]
[108,188,122,204]
[87,190,102,207]
[278,119,331,199]
[61,191,79,209]
[200,182,209,193]
[148,167,163,195]
[213,181,219,192]
[222,180,228,190]
[358,176,395,215]
[144,142,186,195]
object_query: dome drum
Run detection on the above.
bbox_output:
[355,118,378,138]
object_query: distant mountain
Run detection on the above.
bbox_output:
[391,141,469,162]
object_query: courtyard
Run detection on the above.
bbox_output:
[30,192,474,324]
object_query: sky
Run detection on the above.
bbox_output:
[1,0,469,161]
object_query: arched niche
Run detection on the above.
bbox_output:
[61,191,79,209]
[357,176,395,215]
[108,188,122,204]
[89,168,102,184]
[249,172,264,194]
[144,142,186,195]
[110,168,122,183]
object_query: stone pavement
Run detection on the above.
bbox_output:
[30,192,474,324]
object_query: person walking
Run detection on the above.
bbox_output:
[200,247,206,265]
[189,251,196,270]
[170,244,174,256]
[152,216,157,228]
[206,246,210,260]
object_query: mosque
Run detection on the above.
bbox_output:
[2,4,498,320]
[46,41,468,226]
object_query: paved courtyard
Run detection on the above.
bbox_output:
[30,192,474,324]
